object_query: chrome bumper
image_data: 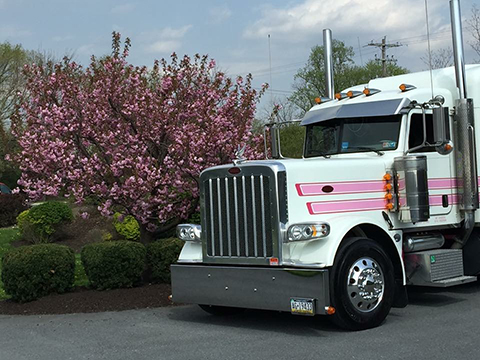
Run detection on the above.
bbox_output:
[171,264,331,315]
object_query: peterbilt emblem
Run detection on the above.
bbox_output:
[233,144,247,165]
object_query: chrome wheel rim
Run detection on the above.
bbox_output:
[346,257,384,313]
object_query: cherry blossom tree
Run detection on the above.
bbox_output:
[10,33,265,240]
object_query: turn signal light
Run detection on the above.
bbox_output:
[383,173,392,181]
[384,183,393,191]
[385,193,393,200]
[386,203,394,210]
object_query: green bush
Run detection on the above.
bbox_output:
[18,201,73,243]
[146,238,184,283]
[113,212,140,241]
[1,244,75,302]
[0,194,27,228]
[16,210,30,232]
[81,241,146,290]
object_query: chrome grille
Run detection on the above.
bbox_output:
[204,174,274,259]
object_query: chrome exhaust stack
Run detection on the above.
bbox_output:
[323,29,334,99]
[450,0,478,247]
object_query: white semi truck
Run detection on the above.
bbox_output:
[171,0,480,330]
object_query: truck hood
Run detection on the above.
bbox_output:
[277,154,392,185]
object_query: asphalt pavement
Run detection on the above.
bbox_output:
[1,280,480,360]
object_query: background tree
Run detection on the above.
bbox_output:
[10,33,264,240]
[420,47,453,69]
[290,40,408,116]
[468,4,480,59]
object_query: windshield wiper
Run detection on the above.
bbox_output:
[307,151,331,158]
[347,147,384,156]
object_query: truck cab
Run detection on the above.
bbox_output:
[171,0,480,330]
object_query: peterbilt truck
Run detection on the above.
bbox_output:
[171,0,480,330]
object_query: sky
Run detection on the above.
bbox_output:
[0,0,478,113]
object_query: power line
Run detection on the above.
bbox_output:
[365,36,403,76]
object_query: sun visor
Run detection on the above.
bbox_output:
[301,98,411,126]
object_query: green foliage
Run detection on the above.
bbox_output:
[74,253,89,288]
[113,212,140,241]
[187,212,201,225]
[146,238,184,283]
[0,193,26,227]
[0,227,19,300]
[18,201,73,243]
[81,241,146,290]
[278,123,305,158]
[16,209,29,232]
[1,244,75,302]
[290,40,409,115]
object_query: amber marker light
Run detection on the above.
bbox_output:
[315,97,321,104]
[399,83,416,92]
[383,173,392,181]
[385,193,393,200]
[444,143,453,151]
[335,93,342,100]
[363,88,371,96]
[385,183,393,191]
[386,203,394,210]
[347,91,353,98]
[325,306,336,315]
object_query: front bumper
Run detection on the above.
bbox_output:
[171,264,331,315]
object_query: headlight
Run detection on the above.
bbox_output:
[177,224,202,242]
[287,223,330,242]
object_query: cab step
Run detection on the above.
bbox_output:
[424,275,477,288]
[404,249,477,287]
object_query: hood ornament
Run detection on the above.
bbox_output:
[233,144,247,166]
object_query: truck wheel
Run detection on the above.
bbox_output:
[330,238,394,330]
[199,305,245,316]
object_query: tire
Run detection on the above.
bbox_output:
[198,305,246,316]
[329,238,395,331]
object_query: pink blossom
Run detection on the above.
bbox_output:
[9,33,265,233]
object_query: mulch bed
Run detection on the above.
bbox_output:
[0,283,176,316]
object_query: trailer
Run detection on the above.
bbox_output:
[171,0,480,330]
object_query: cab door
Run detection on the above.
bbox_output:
[407,110,454,216]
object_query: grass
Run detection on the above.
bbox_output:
[74,253,89,287]
[0,227,89,301]
[0,227,20,300]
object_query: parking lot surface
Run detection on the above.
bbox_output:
[1,281,480,360]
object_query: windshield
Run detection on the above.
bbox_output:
[304,115,402,158]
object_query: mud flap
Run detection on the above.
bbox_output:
[392,280,408,308]
[463,231,480,276]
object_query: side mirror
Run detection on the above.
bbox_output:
[432,106,453,155]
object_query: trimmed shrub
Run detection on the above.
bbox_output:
[1,244,75,302]
[81,241,146,290]
[113,212,140,241]
[146,238,184,283]
[19,201,73,243]
[16,210,30,232]
[0,194,26,228]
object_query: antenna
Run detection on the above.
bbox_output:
[357,37,364,66]
[268,34,273,104]
[424,0,434,99]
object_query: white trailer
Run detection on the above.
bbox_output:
[171,0,480,330]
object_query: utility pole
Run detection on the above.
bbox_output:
[366,36,402,77]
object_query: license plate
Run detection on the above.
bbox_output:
[290,298,315,316]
